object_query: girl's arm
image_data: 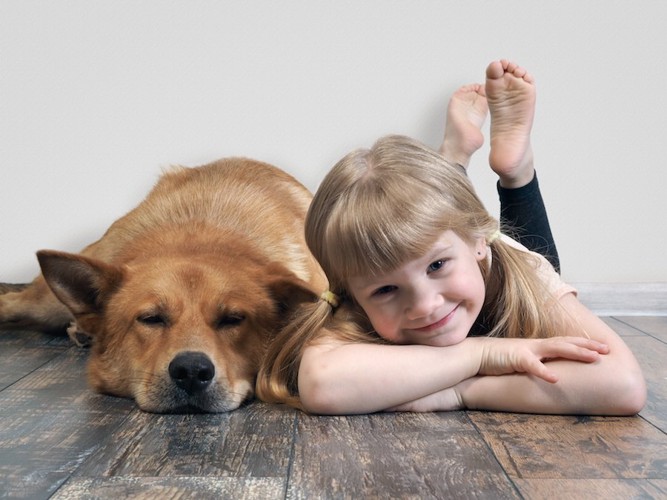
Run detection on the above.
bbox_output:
[453,294,646,415]
[298,327,607,415]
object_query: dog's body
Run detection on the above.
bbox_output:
[0,159,325,412]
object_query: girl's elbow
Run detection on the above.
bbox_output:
[607,369,647,415]
[299,385,332,415]
[619,371,647,415]
[298,370,344,415]
[301,396,338,415]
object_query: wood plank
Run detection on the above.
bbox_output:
[0,330,71,390]
[73,402,296,479]
[52,477,285,500]
[287,411,521,499]
[2,315,666,499]
[514,478,667,499]
[0,347,135,499]
[624,335,667,431]
[469,412,667,480]
[0,329,69,348]
[614,316,667,342]
[602,317,667,431]
[601,317,647,337]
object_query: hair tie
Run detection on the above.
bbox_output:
[320,290,340,309]
[487,229,501,245]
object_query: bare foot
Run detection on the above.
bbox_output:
[486,59,536,188]
[439,83,488,168]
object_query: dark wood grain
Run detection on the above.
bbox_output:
[73,403,296,479]
[513,478,667,499]
[0,330,70,390]
[52,477,286,499]
[287,412,521,499]
[0,316,665,499]
[0,345,135,499]
[469,412,667,479]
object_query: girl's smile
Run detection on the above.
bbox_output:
[348,230,488,347]
[412,303,460,333]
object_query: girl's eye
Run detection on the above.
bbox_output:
[428,259,446,273]
[372,285,397,297]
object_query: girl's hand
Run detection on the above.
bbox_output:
[477,336,609,383]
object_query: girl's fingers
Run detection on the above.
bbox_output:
[527,338,608,383]
[556,337,609,353]
[524,356,559,383]
[541,338,608,360]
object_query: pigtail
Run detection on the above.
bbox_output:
[481,236,561,339]
[256,299,333,409]
[256,295,381,409]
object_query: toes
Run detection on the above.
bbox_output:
[488,60,534,84]
[486,61,505,79]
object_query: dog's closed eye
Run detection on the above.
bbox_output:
[216,313,245,329]
[137,313,168,327]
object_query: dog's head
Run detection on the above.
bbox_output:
[36,249,317,413]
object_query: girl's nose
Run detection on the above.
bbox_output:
[405,286,441,320]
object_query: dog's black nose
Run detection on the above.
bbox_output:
[168,351,215,394]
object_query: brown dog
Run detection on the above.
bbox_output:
[0,159,326,412]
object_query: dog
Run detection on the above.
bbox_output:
[0,159,326,412]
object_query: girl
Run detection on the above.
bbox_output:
[257,60,646,415]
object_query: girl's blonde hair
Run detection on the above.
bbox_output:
[257,135,560,408]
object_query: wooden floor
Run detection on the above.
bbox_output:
[1,316,666,499]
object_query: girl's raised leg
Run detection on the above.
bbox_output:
[486,59,560,272]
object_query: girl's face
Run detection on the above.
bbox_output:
[347,230,487,347]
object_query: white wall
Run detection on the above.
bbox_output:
[1,0,666,284]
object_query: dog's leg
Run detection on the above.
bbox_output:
[0,283,30,293]
[0,276,73,333]
[66,321,93,347]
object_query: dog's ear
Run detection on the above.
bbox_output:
[36,250,123,330]
[264,262,319,316]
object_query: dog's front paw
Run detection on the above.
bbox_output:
[67,321,92,347]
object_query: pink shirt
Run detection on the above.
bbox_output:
[499,234,576,300]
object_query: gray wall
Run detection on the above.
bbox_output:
[2,1,666,284]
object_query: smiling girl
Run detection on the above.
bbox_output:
[257,60,646,416]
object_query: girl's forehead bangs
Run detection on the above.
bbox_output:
[324,173,449,278]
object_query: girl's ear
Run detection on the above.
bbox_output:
[474,236,488,261]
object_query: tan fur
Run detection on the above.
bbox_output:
[0,158,326,412]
